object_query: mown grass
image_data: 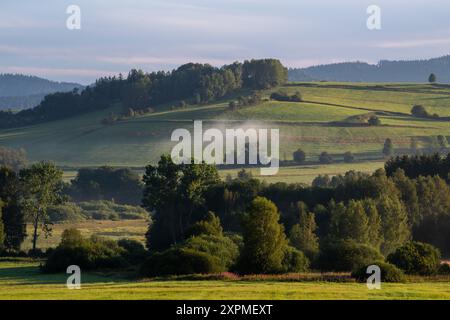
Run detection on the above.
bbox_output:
[0,261,449,300]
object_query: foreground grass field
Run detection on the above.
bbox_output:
[0,261,449,300]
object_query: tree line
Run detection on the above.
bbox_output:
[1,152,450,279]
[0,59,287,128]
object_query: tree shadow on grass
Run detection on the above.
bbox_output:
[0,265,130,285]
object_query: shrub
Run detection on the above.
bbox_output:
[270,90,302,102]
[316,240,384,272]
[368,116,381,126]
[282,247,310,273]
[78,200,149,220]
[319,152,333,164]
[438,263,450,275]
[185,212,223,238]
[343,151,355,163]
[117,239,148,265]
[140,247,222,277]
[47,203,86,222]
[43,230,127,273]
[183,235,239,270]
[411,105,430,118]
[387,241,441,275]
[293,149,306,164]
[352,261,405,283]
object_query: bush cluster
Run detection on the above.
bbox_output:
[43,229,146,273]
[352,261,405,283]
[387,241,441,275]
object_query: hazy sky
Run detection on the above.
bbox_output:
[1,0,450,84]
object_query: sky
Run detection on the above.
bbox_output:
[1,0,450,84]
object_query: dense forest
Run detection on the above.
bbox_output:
[2,153,449,280]
[0,74,83,111]
[289,55,450,83]
[0,59,287,128]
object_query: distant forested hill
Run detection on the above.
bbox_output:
[289,55,450,83]
[0,74,83,110]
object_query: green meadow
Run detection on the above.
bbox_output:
[1,260,449,300]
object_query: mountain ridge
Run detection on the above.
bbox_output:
[0,74,83,110]
[288,55,450,83]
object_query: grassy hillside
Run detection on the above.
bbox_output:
[1,82,449,183]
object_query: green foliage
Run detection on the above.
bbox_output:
[319,152,333,164]
[140,247,222,277]
[44,229,128,273]
[143,155,220,250]
[47,203,85,222]
[0,200,4,252]
[368,115,381,126]
[19,161,64,252]
[437,135,448,149]
[316,240,384,272]
[0,166,26,251]
[411,105,437,118]
[428,73,437,83]
[70,166,143,205]
[352,261,405,283]
[78,200,149,221]
[376,195,410,256]
[311,174,331,187]
[282,246,310,273]
[387,241,441,275]
[343,151,355,163]
[293,149,306,164]
[270,90,302,102]
[243,59,287,89]
[117,239,147,265]
[183,235,239,270]
[288,202,319,260]
[1,59,285,128]
[439,263,450,275]
[383,138,394,157]
[238,197,289,274]
[185,212,223,238]
[0,146,27,171]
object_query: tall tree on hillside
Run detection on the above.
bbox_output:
[293,149,306,164]
[383,138,394,157]
[20,162,64,252]
[428,73,436,83]
[239,197,288,274]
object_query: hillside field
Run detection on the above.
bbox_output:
[1,82,450,183]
